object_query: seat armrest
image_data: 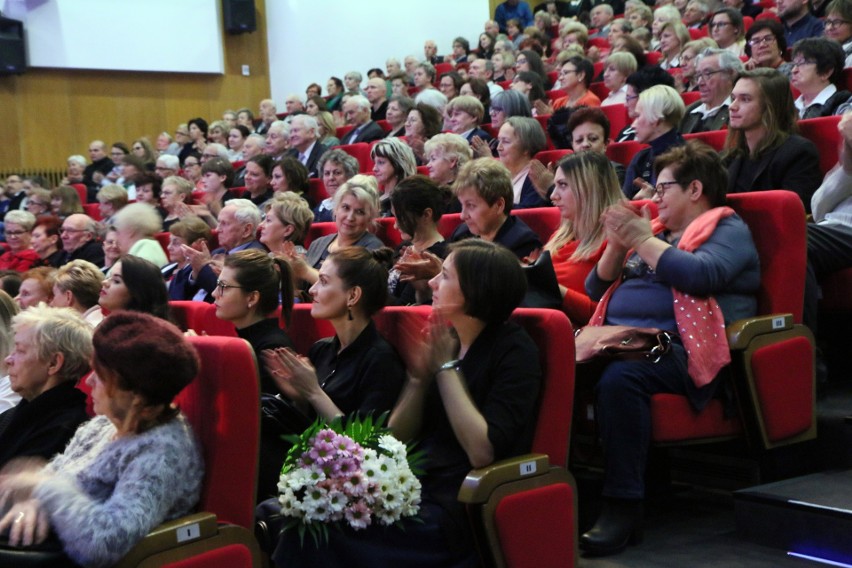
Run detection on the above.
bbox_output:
[457,453,550,504]
[727,314,793,350]
[114,512,218,568]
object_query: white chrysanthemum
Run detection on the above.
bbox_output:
[378,435,407,458]
[278,487,302,517]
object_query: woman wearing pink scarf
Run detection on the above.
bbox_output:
[580,141,760,556]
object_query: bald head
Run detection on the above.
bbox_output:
[364,78,388,106]
[88,140,106,162]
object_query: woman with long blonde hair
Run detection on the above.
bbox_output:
[544,152,623,324]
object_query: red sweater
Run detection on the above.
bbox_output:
[0,249,41,272]
[551,240,604,326]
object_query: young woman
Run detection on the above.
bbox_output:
[370,138,417,216]
[99,255,170,321]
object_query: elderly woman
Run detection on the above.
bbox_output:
[113,202,168,267]
[0,306,90,470]
[790,38,851,118]
[497,116,549,209]
[602,52,638,106]
[99,255,170,320]
[438,72,464,101]
[244,154,275,207]
[314,149,359,222]
[450,158,542,259]
[207,121,228,146]
[624,85,686,199]
[96,184,129,226]
[743,20,791,78]
[724,69,822,211]
[62,155,86,186]
[287,175,384,287]
[0,310,202,567]
[710,8,746,56]
[552,57,600,111]
[371,138,418,216]
[165,216,212,302]
[271,158,309,204]
[25,188,52,218]
[0,211,39,272]
[101,227,121,274]
[403,103,443,163]
[160,175,195,231]
[50,186,84,219]
[16,267,54,309]
[580,141,760,555]
[50,259,105,326]
[825,0,852,67]
[546,152,624,325]
[628,3,653,33]
[260,192,313,256]
[385,96,415,139]
[31,216,64,268]
[568,107,627,185]
[424,133,473,193]
[157,132,180,156]
[658,21,690,70]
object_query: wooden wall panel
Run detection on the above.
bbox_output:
[0,0,269,173]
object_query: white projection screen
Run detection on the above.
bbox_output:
[266,0,489,104]
[3,0,224,74]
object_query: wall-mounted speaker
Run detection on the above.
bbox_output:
[0,17,25,75]
[222,0,256,35]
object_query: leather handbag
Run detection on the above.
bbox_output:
[574,325,673,364]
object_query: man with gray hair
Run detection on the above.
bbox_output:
[683,0,710,28]
[155,154,180,179]
[469,58,504,97]
[61,213,105,266]
[286,114,328,178]
[365,77,389,121]
[183,198,265,300]
[264,120,291,161]
[285,94,305,114]
[589,4,615,38]
[339,95,386,144]
[386,57,402,77]
[424,40,442,64]
[680,48,743,134]
[201,143,229,164]
[256,98,278,135]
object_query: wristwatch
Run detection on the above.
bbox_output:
[437,359,461,374]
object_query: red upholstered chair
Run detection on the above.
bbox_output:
[231,160,246,170]
[650,191,815,449]
[605,140,649,166]
[82,203,101,221]
[416,165,430,176]
[547,71,558,86]
[590,81,609,100]
[498,80,512,90]
[114,336,262,567]
[755,9,781,21]
[376,119,392,134]
[230,186,247,198]
[71,183,87,204]
[645,51,664,65]
[307,178,328,204]
[546,89,565,102]
[335,124,354,140]
[169,301,239,338]
[798,115,842,175]
[593,61,605,79]
[435,61,454,76]
[688,27,707,39]
[155,232,170,257]
[680,91,701,106]
[437,212,463,239]
[303,221,337,248]
[600,104,629,138]
[335,143,374,173]
[743,15,754,31]
[588,37,610,50]
[683,129,728,151]
[513,207,563,242]
[535,149,572,166]
[374,217,403,248]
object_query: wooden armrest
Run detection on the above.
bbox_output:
[114,512,218,568]
[457,453,550,504]
[727,314,793,350]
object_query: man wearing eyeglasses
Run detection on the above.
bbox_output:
[680,49,744,134]
[60,214,104,267]
[777,0,824,44]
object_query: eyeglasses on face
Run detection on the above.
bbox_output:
[825,18,851,27]
[653,180,681,198]
[790,59,818,69]
[215,279,243,294]
[695,69,727,81]
[748,35,777,46]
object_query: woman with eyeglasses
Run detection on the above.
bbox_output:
[580,141,759,556]
[789,37,851,119]
[743,20,793,77]
[825,0,852,66]
[709,8,746,57]
[724,69,822,211]
[0,211,39,272]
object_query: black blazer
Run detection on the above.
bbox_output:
[287,142,329,178]
[725,135,822,213]
[339,121,386,145]
[465,127,494,146]
[680,101,730,134]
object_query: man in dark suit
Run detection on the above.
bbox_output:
[286,115,328,178]
[339,95,386,145]
[680,49,743,134]
[82,140,114,201]
[365,78,389,121]
[182,199,267,299]
[61,214,105,267]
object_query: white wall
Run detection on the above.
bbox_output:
[266,0,489,104]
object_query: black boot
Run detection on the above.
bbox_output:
[579,498,643,556]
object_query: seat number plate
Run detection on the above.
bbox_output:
[177,523,201,543]
[772,316,785,330]
[519,461,537,476]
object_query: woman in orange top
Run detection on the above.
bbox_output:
[547,56,601,114]
[544,151,623,325]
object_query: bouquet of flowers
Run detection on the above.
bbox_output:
[278,414,424,546]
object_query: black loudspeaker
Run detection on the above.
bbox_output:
[222,0,256,35]
[0,17,25,75]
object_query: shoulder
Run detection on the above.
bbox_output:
[358,232,385,249]
[776,135,818,158]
